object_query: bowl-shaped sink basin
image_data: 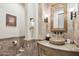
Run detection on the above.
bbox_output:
[50,38,65,45]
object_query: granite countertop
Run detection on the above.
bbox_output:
[37,40,79,52]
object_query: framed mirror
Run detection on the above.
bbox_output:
[51,4,67,32]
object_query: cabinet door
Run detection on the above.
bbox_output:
[38,44,79,56]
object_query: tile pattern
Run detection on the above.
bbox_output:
[23,40,38,56]
[0,38,38,56]
[0,37,24,56]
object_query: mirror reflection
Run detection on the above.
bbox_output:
[51,4,67,32]
[53,9,64,29]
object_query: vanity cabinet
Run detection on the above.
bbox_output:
[37,41,79,56]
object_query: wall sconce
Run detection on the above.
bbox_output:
[71,10,77,20]
[30,18,35,39]
[30,18,35,29]
[44,15,48,23]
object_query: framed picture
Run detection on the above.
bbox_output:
[6,14,16,27]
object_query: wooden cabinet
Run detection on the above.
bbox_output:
[37,41,79,56]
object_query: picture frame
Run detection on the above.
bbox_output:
[6,14,16,27]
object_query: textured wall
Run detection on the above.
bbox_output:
[0,3,25,39]
[25,3,40,40]
[47,3,78,33]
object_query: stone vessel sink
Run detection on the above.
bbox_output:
[50,37,65,45]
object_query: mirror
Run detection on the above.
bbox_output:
[51,4,67,32]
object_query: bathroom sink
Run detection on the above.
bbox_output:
[50,37,65,45]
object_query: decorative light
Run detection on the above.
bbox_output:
[71,9,77,20]
[30,18,35,28]
[44,14,48,23]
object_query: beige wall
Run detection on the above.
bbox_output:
[41,3,78,37]
[25,3,47,40]
[44,3,78,32]
[1,3,77,40]
[0,3,25,39]
[25,3,39,40]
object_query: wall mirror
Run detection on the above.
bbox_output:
[51,4,67,32]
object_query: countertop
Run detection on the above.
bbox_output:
[37,40,79,52]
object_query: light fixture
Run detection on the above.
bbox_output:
[71,10,77,20]
[44,15,48,23]
[30,18,35,27]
